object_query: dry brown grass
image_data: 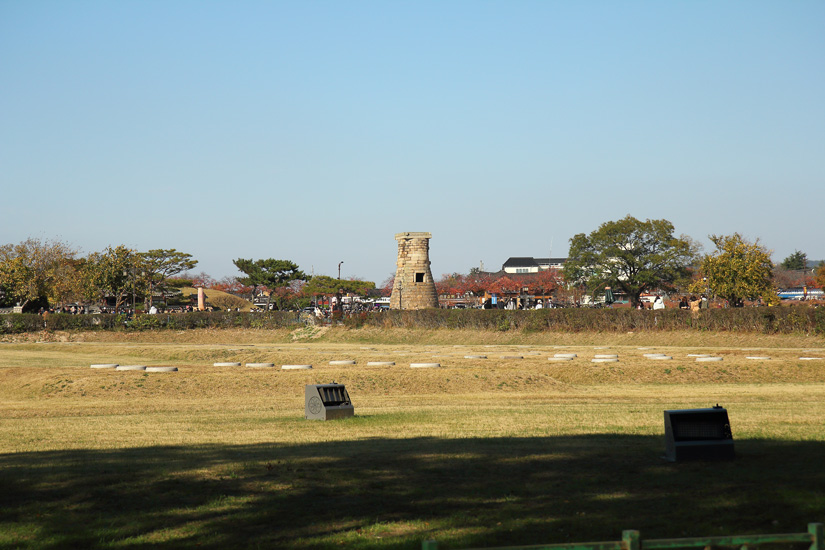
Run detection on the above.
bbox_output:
[2,328,823,453]
[6,326,820,348]
[177,286,254,311]
[1,327,824,549]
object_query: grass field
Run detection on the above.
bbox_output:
[1,327,824,549]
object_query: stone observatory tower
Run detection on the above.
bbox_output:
[390,232,439,310]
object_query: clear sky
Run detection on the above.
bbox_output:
[2,1,823,284]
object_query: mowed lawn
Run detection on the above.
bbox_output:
[1,328,824,549]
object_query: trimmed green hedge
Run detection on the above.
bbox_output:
[0,311,302,334]
[344,306,825,335]
[2,307,824,335]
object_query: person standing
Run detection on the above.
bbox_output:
[689,296,701,314]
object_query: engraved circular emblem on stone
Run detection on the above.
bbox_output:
[308,396,322,415]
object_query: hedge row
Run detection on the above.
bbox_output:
[2,307,824,335]
[342,306,825,335]
[0,311,302,334]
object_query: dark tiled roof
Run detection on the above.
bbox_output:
[502,257,540,268]
[503,257,567,268]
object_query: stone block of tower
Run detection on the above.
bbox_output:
[390,232,439,310]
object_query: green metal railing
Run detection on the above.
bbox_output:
[422,523,824,550]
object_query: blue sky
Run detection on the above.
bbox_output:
[2,1,823,284]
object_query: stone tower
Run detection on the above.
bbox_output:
[390,232,438,310]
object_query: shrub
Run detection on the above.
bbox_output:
[128,314,162,331]
[1,314,40,334]
[1,306,822,335]
[348,306,823,335]
[815,308,825,336]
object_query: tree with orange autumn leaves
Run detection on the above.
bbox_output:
[815,264,825,292]
[436,269,561,302]
[522,269,562,296]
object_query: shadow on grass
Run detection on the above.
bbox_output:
[1,434,823,549]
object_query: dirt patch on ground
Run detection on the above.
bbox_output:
[290,326,329,340]
[0,331,76,344]
[48,328,295,345]
[2,326,822,349]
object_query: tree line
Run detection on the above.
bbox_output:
[563,216,823,308]
[0,242,197,312]
[435,217,823,309]
[0,241,379,313]
[2,216,823,312]
[229,259,377,311]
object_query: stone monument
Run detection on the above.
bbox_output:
[390,232,439,310]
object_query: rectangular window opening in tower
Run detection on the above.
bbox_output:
[415,273,425,283]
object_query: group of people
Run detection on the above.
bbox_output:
[477,298,560,310]
[37,304,213,316]
[39,305,90,315]
[635,295,667,310]
[145,305,212,314]
[678,295,708,312]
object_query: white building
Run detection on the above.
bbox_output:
[502,257,567,274]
